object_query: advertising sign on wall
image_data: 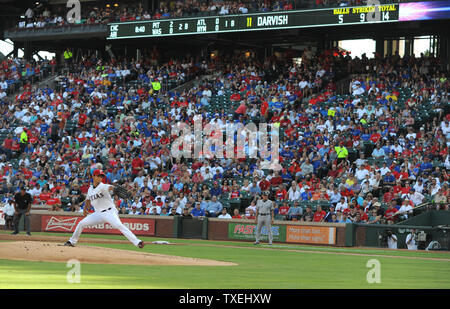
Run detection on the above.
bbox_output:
[286,225,336,245]
[41,215,156,236]
[228,223,286,242]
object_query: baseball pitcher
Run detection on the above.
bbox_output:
[64,169,144,248]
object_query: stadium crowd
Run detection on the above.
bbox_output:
[16,0,404,29]
[0,45,449,227]
[0,57,52,96]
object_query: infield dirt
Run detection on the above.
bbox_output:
[0,240,237,266]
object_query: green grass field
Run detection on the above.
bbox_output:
[0,231,449,289]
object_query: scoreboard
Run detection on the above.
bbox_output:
[107,4,399,39]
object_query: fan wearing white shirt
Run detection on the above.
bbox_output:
[355,165,370,181]
[398,201,414,219]
[335,197,348,212]
[387,230,398,249]
[299,79,309,89]
[408,189,424,206]
[352,85,365,96]
[413,179,424,193]
[368,84,379,95]
[218,208,232,219]
[440,120,450,135]
[378,163,391,176]
[405,229,418,250]
[0,80,7,90]
[202,168,214,181]
[391,142,403,153]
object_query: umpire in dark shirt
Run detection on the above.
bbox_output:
[12,187,33,235]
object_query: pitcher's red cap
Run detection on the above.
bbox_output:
[93,169,106,177]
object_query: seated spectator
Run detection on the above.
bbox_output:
[205,195,222,217]
[218,208,232,219]
[181,207,193,218]
[232,208,243,219]
[313,205,327,222]
[301,206,314,222]
[335,197,348,212]
[278,202,290,219]
[384,202,398,223]
[191,202,205,217]
[324,205,337,222]
[286,202,302,220]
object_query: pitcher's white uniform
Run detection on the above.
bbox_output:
[69,182,142,247]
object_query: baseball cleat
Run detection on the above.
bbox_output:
[26,232,32,236]
[11,231,18,235]
[254,241,260,245]
[64,241,75,247]
[138,241,145,249]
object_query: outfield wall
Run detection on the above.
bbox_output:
[22,210,348,246]
[5,210,448,249]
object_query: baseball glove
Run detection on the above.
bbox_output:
[113,184,132,200]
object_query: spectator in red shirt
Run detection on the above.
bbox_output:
[259,177,270,192]
[78,113,87,126]
[2,134,14,160]
[384,201,398,223]
[270,171,283,189]
[232,208,244,219]
[230,93,241,102]
[230,185,241,199]
[313,205,327,222]
[131,156,144,180]
[38,188,52,204]
[47,190,62,211]
[357,207,369,222]
[234,101,247,119]
[383,187,395,203]
[278,202,290,219]
[275,184,288,201]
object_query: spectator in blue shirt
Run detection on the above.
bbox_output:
[383,171,396,186]
[280,146,294,159]
[206,196,223,217]
[174,180,184,192]
[209,182,223,197]
[191,202,205,217]
[419,157,433,175]
[372,144,386,158]
[301,191,312,200]
[200,198,210,211]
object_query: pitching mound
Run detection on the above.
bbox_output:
[0,241,237,266]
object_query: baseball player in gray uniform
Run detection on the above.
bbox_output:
[254,192,275,245]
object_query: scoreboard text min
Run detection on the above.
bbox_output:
[107,4,399,39]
